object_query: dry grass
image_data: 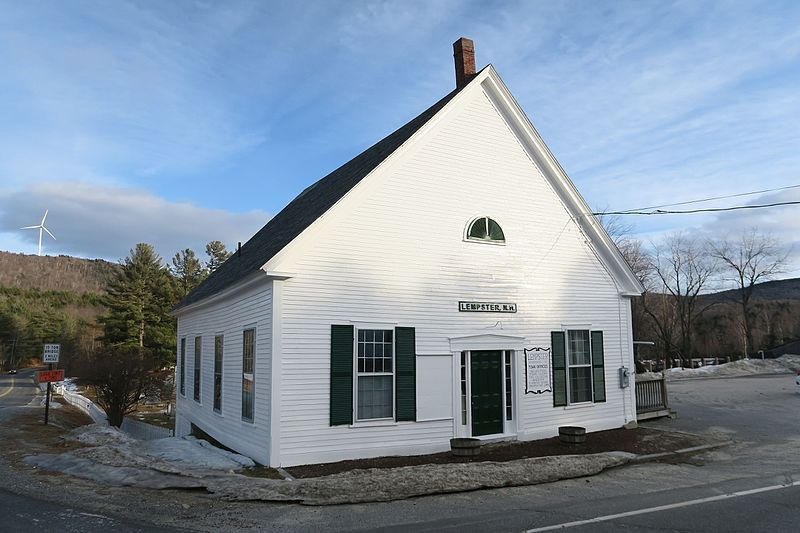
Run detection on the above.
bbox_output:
[2,402,94,471]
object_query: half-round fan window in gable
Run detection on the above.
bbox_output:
[467,217,505,243]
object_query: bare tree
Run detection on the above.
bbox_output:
[595,211,634,246]
[710,228,787,356]
[77,345,159,427]
[648,233,718,366]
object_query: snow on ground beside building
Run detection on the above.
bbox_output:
[663,355,800,380]
[25,424,255,489]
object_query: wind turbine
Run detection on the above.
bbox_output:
[20,209,56,256]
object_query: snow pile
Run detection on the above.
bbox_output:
[665,355,799,380]
[60,377,80,392]
[68,424,134,446]
[146,435,254,470]
[25,424,254,489]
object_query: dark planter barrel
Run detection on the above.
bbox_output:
[450,437,481,457]
[559,426,586,445]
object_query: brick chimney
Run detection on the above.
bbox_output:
[453,37,476,89]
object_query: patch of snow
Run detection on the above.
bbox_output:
[61,377,79,392]
[66,424,134,447]
[144,436,254,470]
[636,372,662,380]
[665,357,796,380]
[27,423,255,488]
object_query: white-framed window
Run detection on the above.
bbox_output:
[193,336,201,403]
[355,328,394,421]
[242,328,255,422]
[466,216,505,243]
[567,330,593,403]
[213,334,223,413]
[179,337,186,396]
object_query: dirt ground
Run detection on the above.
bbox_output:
[2,401,94,469]
[287,427,707,478]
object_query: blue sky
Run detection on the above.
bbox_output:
[1,0,799,276]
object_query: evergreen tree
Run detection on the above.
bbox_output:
[205,240,232,273]
[171,248,207,299]
[100,243,176,366]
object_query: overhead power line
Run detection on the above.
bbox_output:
[595,201,800,216]
[613,183,800,213]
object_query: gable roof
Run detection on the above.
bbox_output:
[174,79,472,311]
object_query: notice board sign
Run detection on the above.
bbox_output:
[39,369,64,383]
[524,347,551,394]
[43,344,60,363]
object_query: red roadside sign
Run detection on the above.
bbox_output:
[38,370,64,383]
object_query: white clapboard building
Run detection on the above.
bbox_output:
[173,38,644,467]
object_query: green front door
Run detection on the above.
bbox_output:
[470,351,504,436]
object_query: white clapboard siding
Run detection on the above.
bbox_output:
[175,280,273,465]
[270,83,636,467]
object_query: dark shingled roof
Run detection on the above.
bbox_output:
[175,82,469,310]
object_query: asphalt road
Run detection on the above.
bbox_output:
[0,369,40,413]
[0,370,182,532]
[0,372,797,532]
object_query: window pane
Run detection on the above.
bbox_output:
[357,329,393,374]
[179,338,186,396]
[242,377,254,421]
[242,329,255,421]
[214,335,223,412]
[568,330,591,365]
[468,218,488,239]
[357,375,393,419]
[569,367,592,403]
[194,337,201,402]
[488,218,505,241]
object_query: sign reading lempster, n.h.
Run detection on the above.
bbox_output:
[42,343,60,363]
[458,301,517,313]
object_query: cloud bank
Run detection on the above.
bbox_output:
[0,182,269,263]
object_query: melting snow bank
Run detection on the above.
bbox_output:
[664,354,800,380]
[207,452,632,505]
[23,425,634,505]
[25,425,254,490]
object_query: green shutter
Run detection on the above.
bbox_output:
[330,325,354,426]
[551,331,567,407]
[395,327,416,422]
[591,330,606,403]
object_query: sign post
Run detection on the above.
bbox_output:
[42,344,60,425]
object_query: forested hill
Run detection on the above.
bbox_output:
[701,277,800,304]
[0,251,119,293]
[0,251,120,367]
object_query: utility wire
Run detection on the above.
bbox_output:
[595,201,800,216]
[611,183,800,213]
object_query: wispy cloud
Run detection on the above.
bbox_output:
[0,1,798,275]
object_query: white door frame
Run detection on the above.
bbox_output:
[449,334,525,438]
